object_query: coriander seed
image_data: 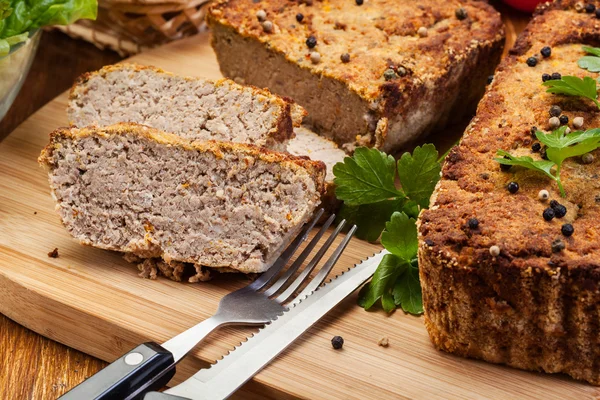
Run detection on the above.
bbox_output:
[582,153,595,164]
[489,245,500,257]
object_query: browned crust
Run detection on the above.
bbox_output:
[68,63,307,141]
[39,122,326,196]
[419,0,600,385]
[206,0,505,149]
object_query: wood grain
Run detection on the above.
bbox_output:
[0,6,580,400]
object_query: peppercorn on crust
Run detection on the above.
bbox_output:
[39,123,325,274]
[419,0,600,385]
[68,63,307,151]
[207,0,505,152]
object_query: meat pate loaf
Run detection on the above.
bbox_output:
[39,123,325,274]
[288,125,346,204]
[418,1,600,384]
[68,63,306,151]
[207,0,505,152]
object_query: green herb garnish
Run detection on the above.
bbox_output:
[0,0,98,56]
[543,75,600,108]
[578,46,600,72]
[495,127,600,197]
[333,144,442,314]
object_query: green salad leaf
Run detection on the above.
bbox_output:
[543,76,600,108]
[0,0,97,56]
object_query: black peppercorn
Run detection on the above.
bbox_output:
[543,207,555,221]
[585,3,596,13]
[341,53,350,63]
[530,126,538,136]
[553,204,567,218]
[306,35,317,48]
[549,105,562,117]
[550,200,559,208]
[526,57,538,67]
[561,223,574,237]
[551,72,562,80]
[468,218,479,229]
[296,13,304,22]
[331,335,344,349]
[487,75,494,84]
[552,239,565,253]
[507,181,519,194]
[455,7,468,20]
[532,142,542,152]
[355,0,364,5]
[559,115,569,125]
[541,148,548,160]
[541,46,552,58]
[542,73,551,82]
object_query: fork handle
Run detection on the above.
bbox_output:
[58,342,175,400]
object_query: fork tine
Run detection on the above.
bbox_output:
[263,214,336,297]
[291,223,357,305]
[248,208,324,291]
[274,219,347,304]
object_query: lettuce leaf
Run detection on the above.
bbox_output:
[0,0,97,39]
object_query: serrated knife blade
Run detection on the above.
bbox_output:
[143,250,388,400]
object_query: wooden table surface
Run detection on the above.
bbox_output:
[0,5,529,399]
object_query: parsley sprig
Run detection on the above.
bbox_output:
[495,127,600,197]
[543,76,600,108]
[577,46,600,72]
[333,144,441,314]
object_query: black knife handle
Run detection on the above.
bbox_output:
[59,342,176,400]
[144,392,191,400]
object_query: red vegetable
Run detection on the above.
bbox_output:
[502,0,546,13]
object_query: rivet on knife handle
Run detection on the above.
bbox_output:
[58,342,175,400]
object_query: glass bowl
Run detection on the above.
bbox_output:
[0,30,41,123]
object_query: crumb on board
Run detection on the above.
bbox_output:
[378,336,389,347]
[33,211,37,215]
[47,248,59,258]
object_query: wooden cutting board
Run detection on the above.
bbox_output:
[0,31,597,399]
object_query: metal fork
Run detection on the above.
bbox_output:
[59,209,357,400]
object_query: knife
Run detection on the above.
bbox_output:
[143,249,388,400]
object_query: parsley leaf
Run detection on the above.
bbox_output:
[543,76,600,108]
[337,199,405,242]
[393,262,423,315]
[333,147,401,205]
[578,46,600,72]
[397,144,441,208]
[582,45,600,57]
[334,145,441,314]
[494,150,556,180]
[361,253,407,312]
[496,128,600,197]
[358,212,423,314]
[381,212,418,261]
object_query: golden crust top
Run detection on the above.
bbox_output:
[39,122,326,195]
[207,0,505,101]
[419,0,600,274]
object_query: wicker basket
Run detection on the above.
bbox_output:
[54,0,211,56]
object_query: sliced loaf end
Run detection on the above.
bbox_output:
[40,123,325,274]
[67,63,306,151]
